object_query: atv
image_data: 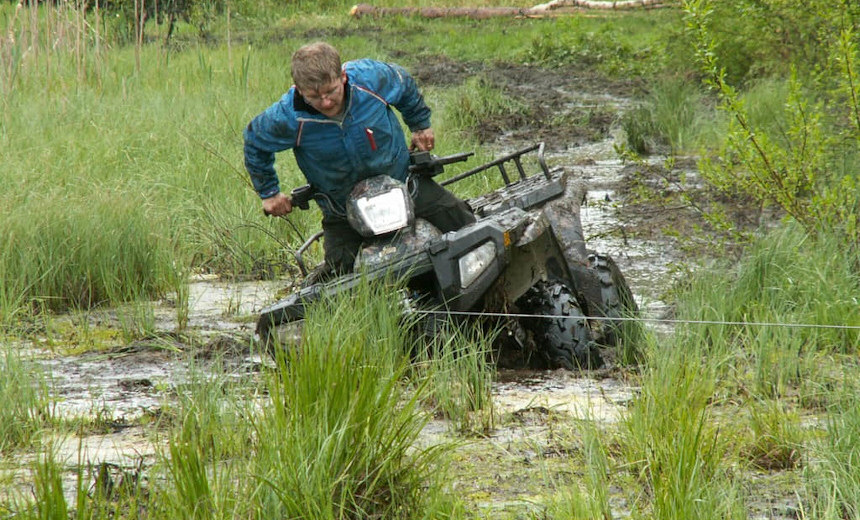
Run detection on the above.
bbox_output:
[255,142,638,370]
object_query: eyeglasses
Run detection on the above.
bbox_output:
[301,80,342,104]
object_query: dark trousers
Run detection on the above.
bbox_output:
[322,176,476,274]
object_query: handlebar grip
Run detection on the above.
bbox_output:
[263,193,298,217]
[409,150,474,177]
[291,185,314,210]
[436,151,475,165]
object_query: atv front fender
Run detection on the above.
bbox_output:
[255,249,435,342]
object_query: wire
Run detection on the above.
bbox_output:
[411,309,860,331]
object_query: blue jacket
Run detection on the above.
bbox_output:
[243,58,432,215]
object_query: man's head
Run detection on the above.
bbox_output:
[291,42,347,117]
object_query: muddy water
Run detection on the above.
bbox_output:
[28,143,673,512]
[12,83,685,513]
[38,279,278,423]
[0,281,277,501]
[44,141,657,414]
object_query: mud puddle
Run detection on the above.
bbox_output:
[36,279,279,422]
[409,135,680,515]
[11,66,695,513]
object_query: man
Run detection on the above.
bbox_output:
[244,41,475,274]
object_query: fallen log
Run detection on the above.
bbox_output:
[350,4,545,19]
[350,0,667,19]
[532,0,665,11]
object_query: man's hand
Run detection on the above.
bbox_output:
[262,192,293,216]
[411,128,435,152]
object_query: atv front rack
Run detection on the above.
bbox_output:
[440,142,552,187]
[451,143,567,218]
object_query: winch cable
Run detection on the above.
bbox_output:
[411,308,860,331]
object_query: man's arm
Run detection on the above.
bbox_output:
[351,59,433,135]
[243,94,298,202]
[373,61,434,151]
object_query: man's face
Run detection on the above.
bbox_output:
[299,73,347,118]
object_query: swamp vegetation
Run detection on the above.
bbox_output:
[1,0,860,518]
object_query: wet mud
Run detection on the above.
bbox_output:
[6,57,790,517]
[413,57,640,147]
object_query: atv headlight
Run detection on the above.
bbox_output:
[458,241,496,288]
[355,188,410,235]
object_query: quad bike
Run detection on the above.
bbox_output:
[255,143,638,370]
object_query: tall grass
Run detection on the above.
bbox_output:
[545,418,614,520]
[417,322,497,435]
[740,398,804,471]
[438,75,529,146]
[568,221,860,518]
[740,78,793,142]
[0,345,52,453]
[674,223,860,400]
[0,191,180,321]
[0,33,301,321]
[251,279,461,518]
[161,356,258,461]
[621,75,723,155]
[90,357,258,519]
[162,422,250,519]
[22,445,69,520]
[804,371,860,519]
[5,357,256,517]
[11,439,153,519]
[619,333,745,520]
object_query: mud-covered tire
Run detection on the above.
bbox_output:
[402,295,465,362]
[259,320,303,362]
[301,263,331,288]
[587,253,638,346]
[517,281,602,370]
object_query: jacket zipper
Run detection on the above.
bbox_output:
[365,128,377,151]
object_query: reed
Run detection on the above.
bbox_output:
[252,278,461,518]
[141,354,259,519]
[619,334,743,520]
[27,446,68,520]
[621,75,723,155]
[418,321,497,435]
[673,223,860,401]
[0,346,52,453]
[545,418,614,519]
[804,370,860,519]
[739,398,804,472]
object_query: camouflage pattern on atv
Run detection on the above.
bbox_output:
[256,143,639,370]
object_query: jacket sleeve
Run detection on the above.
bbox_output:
[357,59,432,131]
[243,94,298,199]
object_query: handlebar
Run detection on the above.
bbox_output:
[261,184,315,217]
[264,150,474,216]
[289,184,315,210]
[408,150,474,177]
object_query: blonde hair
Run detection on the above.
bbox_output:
[291,42,342,92]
